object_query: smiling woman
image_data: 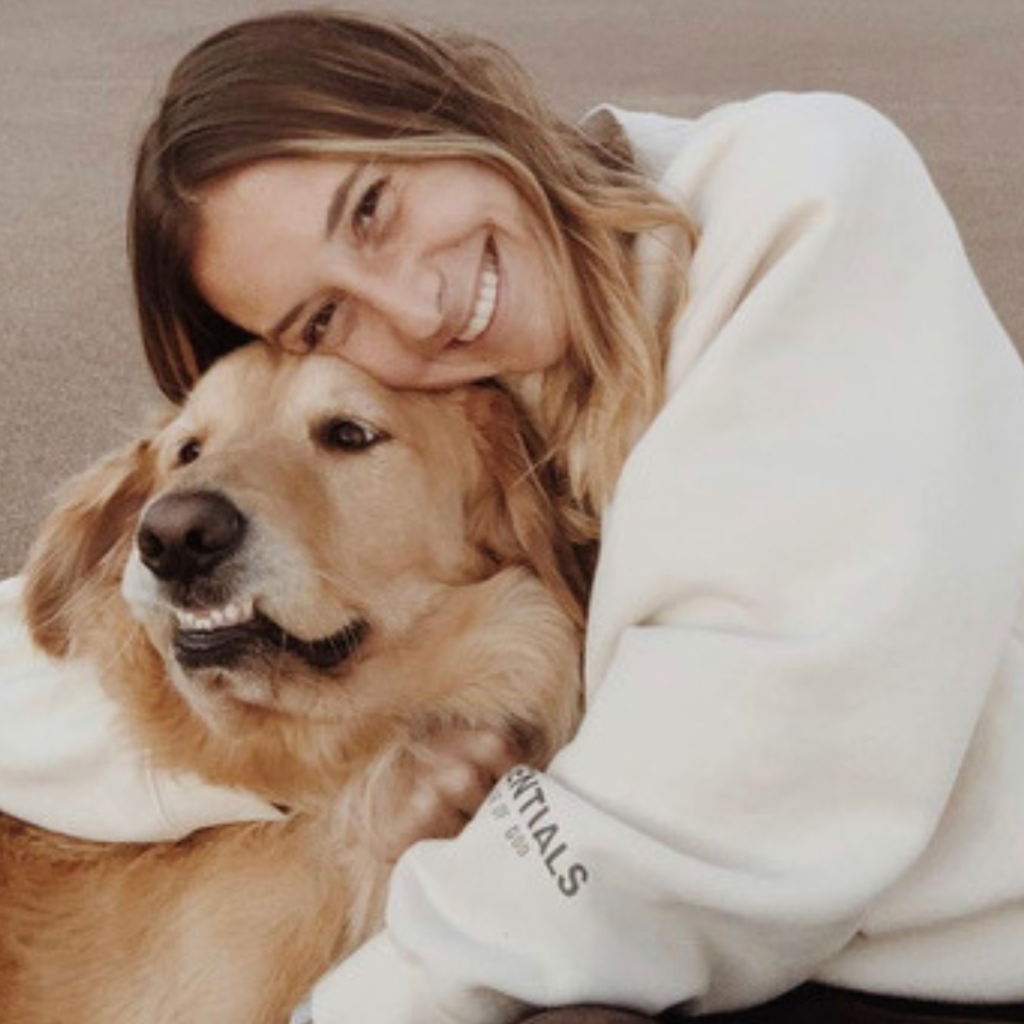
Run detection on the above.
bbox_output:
[5,7,1024,1024]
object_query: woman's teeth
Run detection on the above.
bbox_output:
[456,247,498,343]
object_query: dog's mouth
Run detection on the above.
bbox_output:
[171,599,370,672]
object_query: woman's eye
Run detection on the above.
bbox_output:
[303,302,337,350]
[176,438,202,466]
[352,178,387,235]
[318,418,387,452]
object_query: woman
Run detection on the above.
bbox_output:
[3,10,1024,1024]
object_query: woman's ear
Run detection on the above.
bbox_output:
[461,385,589,631]
[23,438,156,658]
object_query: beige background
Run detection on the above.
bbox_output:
[2,0,1023,574]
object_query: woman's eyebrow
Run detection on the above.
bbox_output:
[324,165,363,239]
[266,165,365,341]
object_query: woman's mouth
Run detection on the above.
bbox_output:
[455,240,499,343]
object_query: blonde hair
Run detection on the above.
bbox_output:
[130,10,694,539]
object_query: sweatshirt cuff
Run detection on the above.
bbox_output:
[310,930,523,1024]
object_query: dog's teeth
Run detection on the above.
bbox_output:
[231,599,254,625]
[175,600,255,632]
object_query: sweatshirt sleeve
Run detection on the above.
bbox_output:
[0,576,281,842]
[309,93,1024,1022]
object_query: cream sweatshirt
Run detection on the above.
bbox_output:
[308,94,1024,1020]
[2,93,1023,1020]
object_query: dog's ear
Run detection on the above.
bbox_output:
[461,386,590,631]
[23,437,156,658]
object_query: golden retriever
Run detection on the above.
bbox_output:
[0,343,583,1024]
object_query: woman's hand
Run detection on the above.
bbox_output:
[357,728,523,864]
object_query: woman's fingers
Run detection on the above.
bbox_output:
[377,789,467,861]
[372,727,526,861]
[424,728,523,808]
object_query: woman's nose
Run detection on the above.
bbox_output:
[350,262,444,343]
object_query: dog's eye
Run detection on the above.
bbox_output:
[177,439,202,466]
[318,418,386,452]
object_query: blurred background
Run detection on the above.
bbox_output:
[2,0,1023,574]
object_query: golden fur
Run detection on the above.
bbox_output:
[0,344,583,1024]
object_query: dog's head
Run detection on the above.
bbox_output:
[24,345,583,750]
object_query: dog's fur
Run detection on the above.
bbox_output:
[0,345,583,1024]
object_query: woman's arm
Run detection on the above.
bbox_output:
[1,571,520,849]
[0,576,280,841]
[308,94,1024,1021]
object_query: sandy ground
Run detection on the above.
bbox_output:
[2,0,1023,574]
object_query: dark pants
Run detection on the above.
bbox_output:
[521,985,1024,1024]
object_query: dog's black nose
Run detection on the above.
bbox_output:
[137,491,246,583]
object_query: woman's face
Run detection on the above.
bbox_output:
[193,156,572,389]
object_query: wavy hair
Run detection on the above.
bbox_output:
[130,10,694,539]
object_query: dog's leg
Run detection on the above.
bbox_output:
[0,812,376,1024]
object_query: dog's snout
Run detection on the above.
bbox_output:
[137,491,246,584]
